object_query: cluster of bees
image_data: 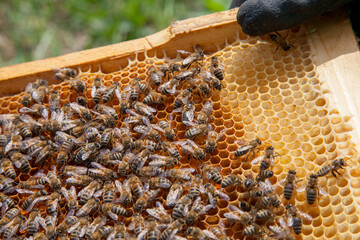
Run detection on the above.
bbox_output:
[0,44,349,240]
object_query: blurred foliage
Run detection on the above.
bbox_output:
[0,0,231,67]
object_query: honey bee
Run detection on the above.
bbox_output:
[201,163,222,185]
[77,95,88,107]
[234,138,262,160]
[285,204,312,235]
[61,186,78,211]
[84,215,106,239]
[123,110,150,126]
[9,151,31,173]
[205,129,226,153]
[185,196,212,226]
[160,141,180,161]
[56,215,78,235]
[18,170,48,190]
[0,207,19,226]
[66,175,93,187]
[68,217,90,239]
[269,31,294,51]
[160,218,185,240]
[35,143,57,167]
[174,101,195,126]
[125,78,141,101]
[113,126,133,149]
[255,209,274,222]
[0,175,15,192]
[134,187,160,212]
[163,168,195,181]
[49,90,61,112]
[69,102,92,121]
[188,174,205,200]
[148,177,172,189]
[88,225,113,240]
[102,82,120,103]
[0,158,16,179]
[0,134,8,156]
[256,169,274,182]
[278,170,302,200]
[298,174,328,205]
[132,101,157,120]
[47,165,62,191]
[251,146,280,170]
[21,92,32,107]
[146,201,172,224]
[178,45,204,69]
[316,158,348,178]
[148,66,165,86]
[115,179,133,206]
[128,213,145,237]
[210,220,232,240]
[225,204,253,226]
[177,66,201,81]
[101,203,127,220]
[40,215,57,239]
[166,181,184,207]
[70,78,86,93]
[5,134,22,153]
[142,218,161,240]
[175,139,206,161]
[129,149,151,172]
[194,78,211,98]
[209,56,224,80]
[158,77,179,95]
[32,85,49,103]
[268,219,292,240]
[2,215,26,238]
[78,179,103,205]
[133,124,162,142]
[243,223,264,237]
[174,87,194,109]
[46,192,61,216]
[185,123,210,139]
[205,182,230,207]
[16,122,32,138]
[157,115,175,141]
[91,77,105,104]
[127,175,144,198]
[117,90,131,114]
[149,155,178,168]
[74,142,100,163]
[137,166,164,177]
[186,226,218,240]
[54,67,78,80]
[103,181,116,203]
[22,189,48,212]
[143,91,165,104]
[22,208,41,235]
[76,197,100,217]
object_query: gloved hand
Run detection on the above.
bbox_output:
[230,0,354,36]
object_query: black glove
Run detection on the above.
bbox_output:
[230,0,354,36]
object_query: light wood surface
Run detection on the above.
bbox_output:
[307,9,360,150]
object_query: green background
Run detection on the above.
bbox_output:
[0,0,231,67]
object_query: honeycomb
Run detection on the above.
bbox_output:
[0,25,359,240]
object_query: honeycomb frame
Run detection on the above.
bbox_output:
[0,8,359,240]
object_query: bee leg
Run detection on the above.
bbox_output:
[275,46,280,52]
[275,31,283,38]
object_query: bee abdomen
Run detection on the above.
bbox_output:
[316,165,331,177]
[213,69,224,80]
[283,183,294,200]
[306,189,317,205]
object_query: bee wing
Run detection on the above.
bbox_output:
[184,110,194,125]
[91,162,106,169]
[146,208,161,220]
[133,125,151,135]
[36,216,47,230]
[80,224,89,238]
[235,139,247,145]
[25,196,49,213]
[16,189,34,194]
[224,212,241,221]
[174,236,187,240]
[177,50,192,55]
[68,222,81,233]
[91,85,97,98]
[203,230,218,239]
[5,140,13,153]
[107,211,119,220]
[93,189,103,198]
[191,196,202,211]
[69,102,84,113]
[287,215,294,227]
[166,188,180,206]
[41,108,49,119]
[297,184,306,193]
[278,178,287,186]
[202,101,213,112]
[217,190,230,201]
[319,186,328,196]
[107,231,116,240]
[251,155,266,165]
[19,115,41,126]
[1,203,8,218]
[78,184,95,197]
[299,210,313,221]
[61,187,70,202]
[140,105,157,114]
[81,151,92,161]
[228,204,243,213]
[125,109,139,117]
[115,180,123,193]
[138,228,148,240]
